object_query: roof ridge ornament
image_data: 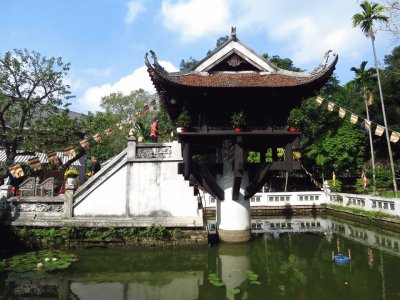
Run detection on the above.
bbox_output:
[231,26,237,41]
[149,50,158,64]
[311,50,333,74]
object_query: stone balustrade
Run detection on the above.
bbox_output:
[202,190,400,217]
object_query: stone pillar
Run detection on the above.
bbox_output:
[63,185,75,219]
[0,185,11,210]
[216,140,251,243]
[127,136,137,160]
[219,243,250,299]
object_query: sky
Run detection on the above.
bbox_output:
[1,0,397,113]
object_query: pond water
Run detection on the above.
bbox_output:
[1,216,400,300]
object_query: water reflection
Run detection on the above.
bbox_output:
[2,216,400,299]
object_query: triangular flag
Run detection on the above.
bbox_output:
[116,123,125,131]
[28,157,42,171]
[316,96,324,105]
[93,133,101,142]
[339,107,346,118]
[126,116,134,125]
[364,120,371,131]
[63,146,76,158]
[390,131,400,143]
[374,125,385,136]
[9,164,24,178]
[104,128,113,136]
[47,152,59,165]
[80,139,89,149]
[327,102,335,111]
[350,114,358,124]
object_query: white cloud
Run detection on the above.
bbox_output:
[85,66,114,77]
[160,0,372,67]
[161,0,231,42]
[80,61,178,112]
[125,0,146,24]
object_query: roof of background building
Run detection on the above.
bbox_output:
[0,150,85,167]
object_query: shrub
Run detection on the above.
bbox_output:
[328,179,342,192]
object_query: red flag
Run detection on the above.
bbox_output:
[361,171,368,189]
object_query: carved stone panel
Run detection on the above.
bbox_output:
[136,147,172,159]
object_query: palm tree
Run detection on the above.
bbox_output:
[352,1,397,195]
[350,61,376,192]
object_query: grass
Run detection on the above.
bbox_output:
[327,204,399,221]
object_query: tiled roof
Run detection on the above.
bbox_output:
[152,71,332,88]
[145,51,338,89]
[0,150,84,166]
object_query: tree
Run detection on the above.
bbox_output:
[381,0,400,39]
[352,0,397,194]
[100,89,174,143]
[288,75,368,179]
[180,36,230,70]
[350,61,377,191]
[0,49,72,166]
[263,53,303,72]
[179,57,199,71]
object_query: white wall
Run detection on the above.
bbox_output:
[74,167,127,217]
[72,141,201,220]
[128,160,199,217]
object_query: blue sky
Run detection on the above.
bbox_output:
[1,0,396,113]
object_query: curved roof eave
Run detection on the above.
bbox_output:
[145,51,338,90]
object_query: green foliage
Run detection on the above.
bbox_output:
[99,89,174,145]
[247,151,260,163]
[352,1,389,38]
[355,178,373,194]
[0,49,73,165]
[328,203,396,220]
[169,229,183,240]
[229,288,241,295]
[11,225,185,247]
[0,250,77,274]
[263,53,303,71]
[176,110,192,128]
[179,57,198,71]
[141,224,167,240]
[207,273,225,287]
[305,121,366,176]
[355,166,393,194]
[230,111,247,128]
[374,166,393,190]
[246,270,261,285]
[328,179,342,192]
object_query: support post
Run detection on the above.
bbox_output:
[63,185,74,219]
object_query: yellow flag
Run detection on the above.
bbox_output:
[350,114,358,124]
[390,132,400,143]
[374,125,384,136]
[339,107,346,118]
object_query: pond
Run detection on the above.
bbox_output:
[1,215,400,299]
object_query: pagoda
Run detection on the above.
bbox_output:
[145,27,338,242]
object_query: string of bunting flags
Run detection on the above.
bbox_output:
[6,99,159,178]
[315,95,400,143]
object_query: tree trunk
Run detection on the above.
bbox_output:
[364,87,376,193]
[371,37,398,196]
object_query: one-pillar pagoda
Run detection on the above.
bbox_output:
[145,28,338,242]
